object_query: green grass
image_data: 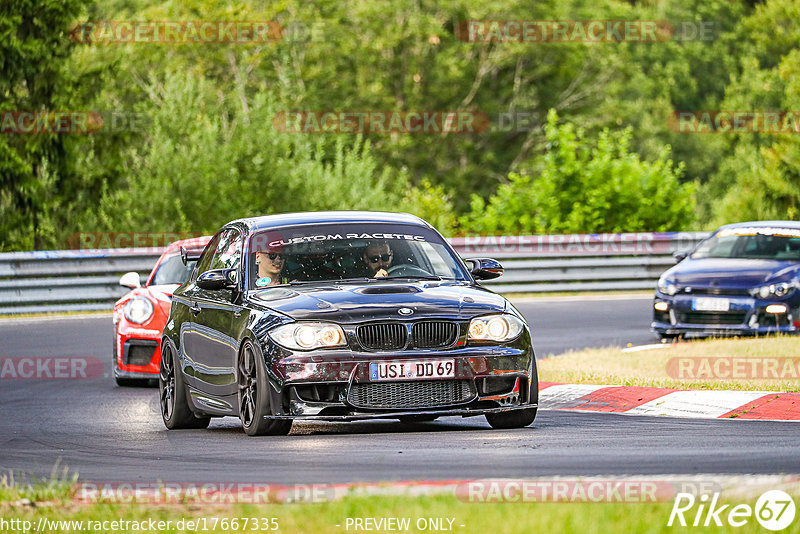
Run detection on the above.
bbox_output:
[3,487,800,534]
[539,335,800,391]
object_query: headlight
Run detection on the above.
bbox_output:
[468,314,524,343]
[268,322,347,351]
[657,277,678,296]
[123,297,154,324]
[750,282,794,299]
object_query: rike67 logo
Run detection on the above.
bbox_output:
[668,490,796,530]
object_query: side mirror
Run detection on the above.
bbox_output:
[119,271,141,289]
[466,258,504,280]
[181,245,204,266]
[673,250,689,263]
[197,269,237,291]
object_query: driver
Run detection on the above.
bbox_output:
[362,240,393,278]
[254,246,286,287]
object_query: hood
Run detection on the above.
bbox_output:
[667,258,800,288]
[249,282,507,323]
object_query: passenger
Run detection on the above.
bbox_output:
[255,247,285,287]
[362,241,393,278]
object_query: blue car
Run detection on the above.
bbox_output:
[653,221,800,339]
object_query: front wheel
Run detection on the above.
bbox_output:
[238,341,292,437]
[485,408,537,429]
[159,342,210,429]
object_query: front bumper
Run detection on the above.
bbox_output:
[114,325,163,377]
[651,292,800,337]
[264,405,537,422]
[266,346,536,418]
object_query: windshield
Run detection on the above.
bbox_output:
[692,227,800,261]
[150,254,197,285]
[246,223,469,289]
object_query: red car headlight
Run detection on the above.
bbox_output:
[124,297,154,324]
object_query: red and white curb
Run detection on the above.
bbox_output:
[539,382,800,421]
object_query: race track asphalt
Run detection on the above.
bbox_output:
[1,297,797,484]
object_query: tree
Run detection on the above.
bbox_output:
[77,72,455,235]
[460,110,694,234]
[0,0,92,250]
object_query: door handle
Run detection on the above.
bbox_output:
[190,303,201,315]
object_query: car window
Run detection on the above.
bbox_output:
[210,229,243,272]
[246,222,469,288]
[194,233,222,278]
[693,227,800,260]
[150,254,196,285]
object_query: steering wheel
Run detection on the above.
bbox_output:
[386,264,433,277]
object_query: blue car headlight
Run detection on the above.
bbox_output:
[749,282,795,299]
[657,277,678,296]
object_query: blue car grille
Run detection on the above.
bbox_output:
[685,287,751,297]
[678,311,747,325]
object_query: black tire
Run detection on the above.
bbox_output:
[486,360,538,429]
[485,408,537,429]
[238,341,292,437]
[159,342,210,430]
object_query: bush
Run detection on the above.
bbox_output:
[460,110,695,235]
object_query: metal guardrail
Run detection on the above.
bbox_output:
[449,232,710,294]
[0,232,710,314]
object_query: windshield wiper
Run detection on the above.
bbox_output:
[375,275,444,281]
[288,277,371,286]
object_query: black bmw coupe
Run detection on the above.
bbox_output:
[160,211,537,435]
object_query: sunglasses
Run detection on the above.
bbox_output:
[367,253,392,263]
[267,253,283,260]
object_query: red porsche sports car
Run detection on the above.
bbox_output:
[112,236,211,386]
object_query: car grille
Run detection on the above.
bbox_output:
[357,323,407,350]
[347,380,475,410]
[678,311,747,325]
[687,287,751,297]
[411,321,459,348]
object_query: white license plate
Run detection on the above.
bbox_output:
[693,297,730,312]
[369,360,455,381]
